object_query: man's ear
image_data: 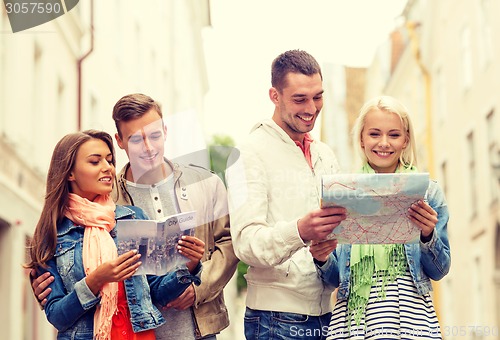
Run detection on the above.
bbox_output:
[163,123,167,140]
[269,87,279,105]
[115,133,124,150]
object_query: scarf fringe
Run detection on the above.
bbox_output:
[94,283,118,340]
[346,162,417,332]
[65,194,118,340]
[347,245,407,330]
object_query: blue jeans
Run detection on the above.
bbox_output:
[244,307,331,340]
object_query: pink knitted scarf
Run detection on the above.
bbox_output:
[65,193,117,340]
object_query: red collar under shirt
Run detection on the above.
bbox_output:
[294,133,313,169]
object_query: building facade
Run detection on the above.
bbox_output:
[365,0,500,338]
[0,5,84,339]
[0,1,228,339]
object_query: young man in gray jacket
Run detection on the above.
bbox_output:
[111,93,238,339]
[32,93,238,340]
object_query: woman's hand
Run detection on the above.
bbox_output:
[177,236,205,273]
[86,250,142,295]
[309,239,338,263]
[408,200,438,241]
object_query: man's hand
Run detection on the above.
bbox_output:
[177,236,205,273]
[297,206,346,242]
[30,269,54,308]
[163,284,195,310]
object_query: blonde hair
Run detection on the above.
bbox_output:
[352,95,417,168]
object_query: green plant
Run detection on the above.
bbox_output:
[208,134,235,185]
[208,134,249,292]
[236,261,249,293]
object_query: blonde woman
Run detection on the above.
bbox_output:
[311,96,451,339]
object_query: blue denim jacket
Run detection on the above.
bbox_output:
[317,180,451,300]
[41,205,201,339]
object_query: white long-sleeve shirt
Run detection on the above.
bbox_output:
[226,119,341,316]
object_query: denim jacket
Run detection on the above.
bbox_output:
[317,180,451,300]
[42,205,202,339]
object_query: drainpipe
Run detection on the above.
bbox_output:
[406,21,434,177]
[77,0,94,131]
[406,20,442,318]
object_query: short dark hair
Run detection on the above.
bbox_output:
[112,93,162,137]
[271,49,322,92]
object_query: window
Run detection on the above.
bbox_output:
[440,160,448,197]
[461,26,473,90]
[478,0,493,69]
[89,93,99,127]
[435,66,448,124]
[467,132,477,219]
[495,224,500,337]
[486,110,499,202]
[23,235,39,340]
[55,77,65,138]
[496,223,500,270]
[472,256,484,327]
[0,218,12,338]
[135,23,142,87]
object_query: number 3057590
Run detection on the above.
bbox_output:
[5,2,62,14]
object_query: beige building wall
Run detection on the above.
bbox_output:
[0,1,240,339]
[0,5,84,340]
[79,0,211,165]
[365,0,500,338]
[320,63,351,172]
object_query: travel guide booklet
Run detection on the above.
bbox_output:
[116,210,196,275]
[321,173,429,244]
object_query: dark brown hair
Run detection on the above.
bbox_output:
[26,130,115,269]
[112,93,163,138]
[271,49,322,92]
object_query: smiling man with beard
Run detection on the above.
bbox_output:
[225,50,347,340]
